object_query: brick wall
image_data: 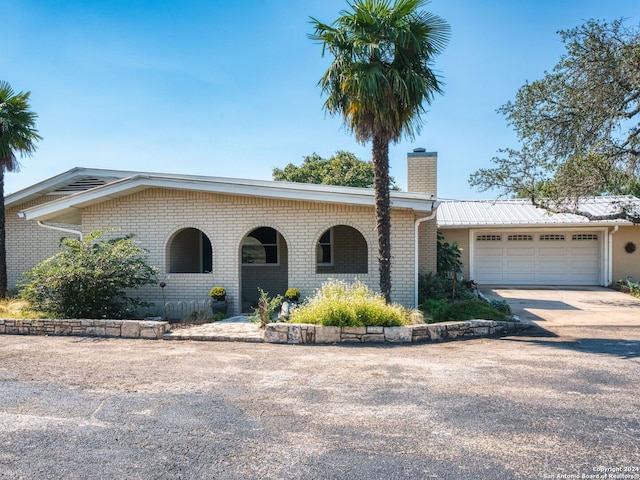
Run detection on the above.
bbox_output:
[78,188,418,315]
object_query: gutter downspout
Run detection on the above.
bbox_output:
[607,225,619,285]
[414,205,438,309]
[36,221,83,241]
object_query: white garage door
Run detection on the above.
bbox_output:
[473,231,601,285]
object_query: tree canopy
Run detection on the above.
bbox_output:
[272,151,399,189]
[310,0,449,301]
[469,19,640,222]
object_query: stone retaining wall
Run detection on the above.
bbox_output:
[0,318,169,339]
[264,320,527,344]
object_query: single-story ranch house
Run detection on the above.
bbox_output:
[6,148,639,318]
[7,150,438,316]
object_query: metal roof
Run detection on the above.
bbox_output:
[437,197,640,228]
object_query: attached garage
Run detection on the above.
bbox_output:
[436,198,640,287]
[471,229,603,285]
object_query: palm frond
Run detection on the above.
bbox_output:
[0,81,41,172]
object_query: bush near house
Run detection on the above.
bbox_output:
[19,230,158,319]
[422,298,511,323]
[419,232,512,323]
[289,279,414,327]
[617,278,640,298]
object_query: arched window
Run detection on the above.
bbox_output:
[316,225,367,274]
[168,228,213,273]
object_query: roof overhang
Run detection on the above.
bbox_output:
[5,167,140,208]
[20,173,437,224]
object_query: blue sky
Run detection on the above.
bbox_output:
[3,0,640,199]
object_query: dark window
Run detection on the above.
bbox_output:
[242,227,279,264]
[316,225,367,274]
[317,229,333,265]
[168,228,213,273]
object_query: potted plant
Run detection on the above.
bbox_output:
[284,288,300,303]
[209,286,228,314]
[278,288,301,321]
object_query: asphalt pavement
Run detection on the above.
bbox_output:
[0,287,638,479]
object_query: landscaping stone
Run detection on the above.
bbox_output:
[0,318,169,340]
[384,327,412,343]
[314,325,341,343]
[121,322,141,338]
[263,328,287,343]
[361,334,386,343]
[262,320,527,344]
[287,325,302,344]
[342,327,367,335]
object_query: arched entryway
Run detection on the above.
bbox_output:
[240,226,288,312]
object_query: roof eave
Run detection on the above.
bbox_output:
[21,175,436,222]
[5,167,139,208]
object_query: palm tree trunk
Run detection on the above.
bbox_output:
[372,135,392,303]
[0,168,7,299]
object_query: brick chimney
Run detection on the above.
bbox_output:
[407,148,437,196]
[407,148,437,275]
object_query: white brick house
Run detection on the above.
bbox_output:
[7,150,438,316]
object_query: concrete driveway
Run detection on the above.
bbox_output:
[480,286,640,337]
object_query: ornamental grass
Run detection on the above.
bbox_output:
[289,279,414,327]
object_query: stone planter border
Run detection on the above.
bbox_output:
[264,320,528,344]
[0,318,169,339]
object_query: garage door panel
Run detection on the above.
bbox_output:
[506,258,535,270]
[476,247,504,256]
[570,246,599,256]
[538,259,567,270]
[473,230,601,285]
[506,247,535,256]
[538,246,567,256]
[506,272,536,282]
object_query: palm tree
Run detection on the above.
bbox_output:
[0,81,42,298]
[310,0,449,302]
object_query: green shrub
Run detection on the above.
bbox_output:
[422,298,511,323]
[249,288,283,328]
[489,299,511,314]
[618,278,640,298]
[421,298,449,320]
[437,231,463,276]
[19,230,158,319]
[289,279,411,327]
[418,272,475,303]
